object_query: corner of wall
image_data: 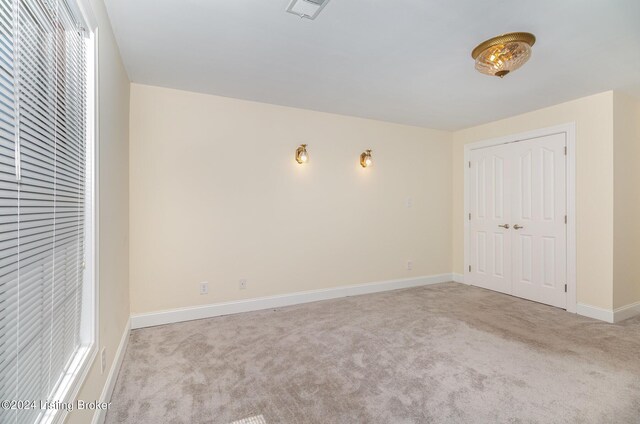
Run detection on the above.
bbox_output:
[612,91,640,310]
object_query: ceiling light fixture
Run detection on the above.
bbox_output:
[286,0,331,20]
[471,32,536,78]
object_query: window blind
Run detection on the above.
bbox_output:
[0,0,88,422]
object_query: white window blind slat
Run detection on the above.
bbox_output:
[0,156,16,171]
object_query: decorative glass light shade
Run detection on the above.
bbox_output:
[472,32,535,78]
[295,144,308,164]
[360,149,372,168]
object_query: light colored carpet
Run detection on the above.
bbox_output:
[106,283,640,423]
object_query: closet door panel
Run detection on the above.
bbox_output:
[467,145,512,295]
[511,133,567,309]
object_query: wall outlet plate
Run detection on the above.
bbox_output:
[407,260,413,271]
[239,279,247,290]
[199,282,209,295]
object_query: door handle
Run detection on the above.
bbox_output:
[498,224,510,229]
[513,224,524,230]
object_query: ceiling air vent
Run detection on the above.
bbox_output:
[286,0,331,20]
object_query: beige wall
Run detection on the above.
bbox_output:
[613,92,640,309]
[129,84,452,314]
[67,0,130,422]
[452,92,615,310]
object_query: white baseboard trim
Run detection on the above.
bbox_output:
[452,273,464,284]
[614,301,640,323]
[577,303,614,323]
[577,301,640,324]
[131,274,455,329]
[92,319,131,424]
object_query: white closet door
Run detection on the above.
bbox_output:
[468,144,512,295]
[510,133,567,308]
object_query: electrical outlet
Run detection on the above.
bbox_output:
[407,260,413,271]
[406,197,413,208]
[239,279,247,290]
[199,282,209,295]
[100,347,106,374]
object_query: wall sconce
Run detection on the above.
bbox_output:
[360,149,372,168]
[295,144,308,164]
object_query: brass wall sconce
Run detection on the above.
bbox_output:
[360,149,372,168]
[295,144,308,164]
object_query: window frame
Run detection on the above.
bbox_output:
[34,0,99,422]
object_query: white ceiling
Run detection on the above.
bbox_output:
[104,0,640,130]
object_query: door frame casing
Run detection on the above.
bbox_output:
[463,123,577,313]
